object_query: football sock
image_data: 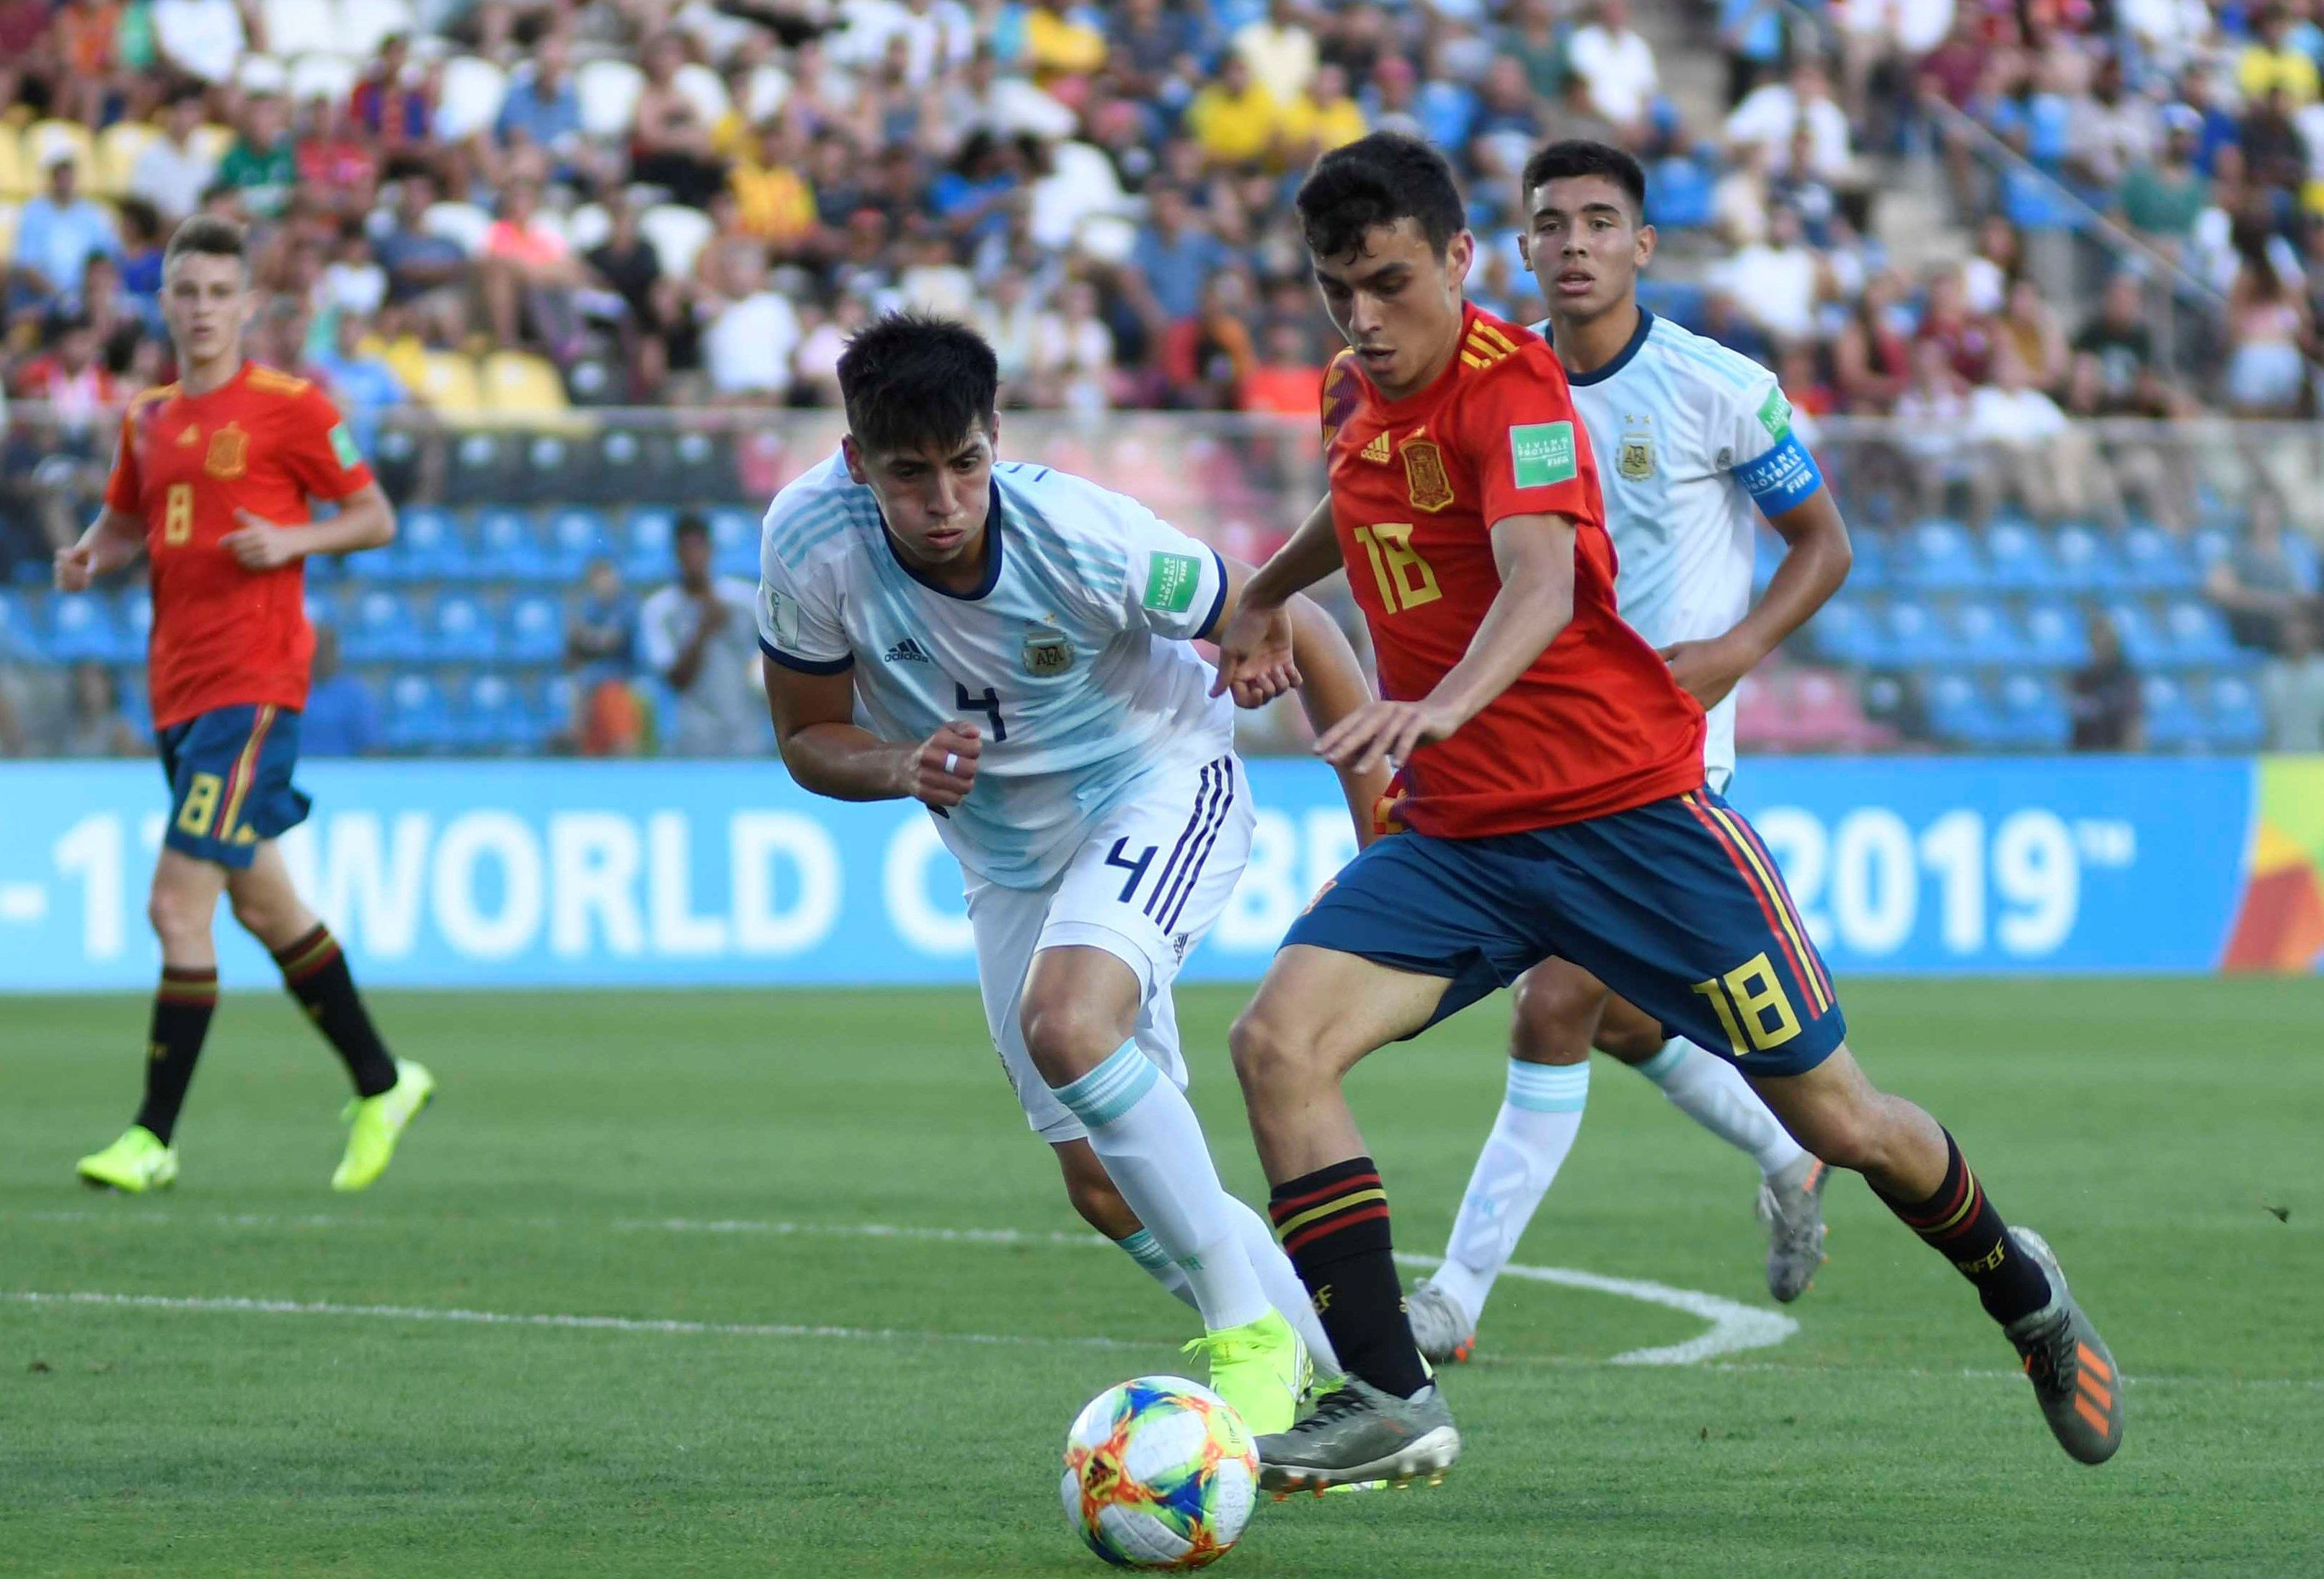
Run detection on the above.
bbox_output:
[1269,1155,1430,1400]
[1115,1228,1199,1311]
[133,966,218,1146]
[1226,1194,1341,1376]
[1872,1130,2053,1326]
[1633,1038,1804,1178]
[1050,1043,1270,1332]
[1427,1059,1589,1325]
[272,925,399,1099]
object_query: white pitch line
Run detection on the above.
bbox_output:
[12,1210,1796,1367]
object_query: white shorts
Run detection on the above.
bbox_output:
[967,753,1254,1144]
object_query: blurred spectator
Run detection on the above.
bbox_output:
[1187,53,1280,167]
[583,195,677,399]
[1282,63,1368,159]
[298,99,383,221]
[1033,276,1115,411]
[1833,273,1913,412]
[1567,0,1660,138]
[150,0,244,84]
[732,120,820,253]
[1239,319,1326,416]
[13,312,120,421]
[218,94,298,221]
[2261,609,2324,749]
[1168,270,1258,409]
[374,174,473,345]
[130,92,219,225]
[639,513,765,758]
[314,311,407,448]
[1719,0,1784,108]
[1959,216,2019,317]
[972,270,1050,391]
[480,180,589,361]
[302,629,381,758]
[2067,57,2156,195]
[2222,216,2312,416]
[2069,275,2178,417]
[56,662,139,758]
[2117,112,2210,252]
[1234,0,1317,106]
[634,33,727,208]
[350,34,432,149]
[320,224,388,320]
[2237,8,2320,110]
[699,242,802,401]
[2208,494,2317,651]
[1128,185,1233,327]
[1726,58,1854,186]
[1719,203,1827,340]
[496,32,586,172]
[12,149,120,305]
[1996,277,2070,393]
[1505,0,1568,103]
[2068,617,2144,752]
[569,557,638,684]
[1893,337,1974,516]
[1917,267,1992,385]
[1966,339,2088,523]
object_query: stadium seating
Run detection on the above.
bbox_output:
[47,591,125,665]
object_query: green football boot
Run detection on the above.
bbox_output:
[76,1126,178,1194]
[331,1060,435,1193]
[1184,1309,1308,1436]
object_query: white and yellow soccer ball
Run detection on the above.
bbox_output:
[1060,1375,1260,1570]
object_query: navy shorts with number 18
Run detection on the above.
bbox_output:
[156,704,311,869]
[1284,788,1846,1077]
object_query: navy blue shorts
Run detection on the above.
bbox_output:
[155,704,310,870]
[1282,789,1845,1076]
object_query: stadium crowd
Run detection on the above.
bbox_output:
[3,0,2323,758]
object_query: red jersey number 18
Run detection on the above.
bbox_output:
[1352,523,1442,615]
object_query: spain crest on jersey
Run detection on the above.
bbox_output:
[1400,435,1455,513]
[205,423,249,480]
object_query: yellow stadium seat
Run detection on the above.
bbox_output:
[412,350,485,414]
[95,120,161,201]
[26,120,100,195]
[479,350,579,430]
[0,129,31,203]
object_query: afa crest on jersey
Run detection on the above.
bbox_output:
[1022,627,1074,676]
[1618,424,1656,482]
[1401,435,1456,513]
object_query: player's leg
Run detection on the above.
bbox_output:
[1596,996,1828,1301]
[225,840,433,1191]
[1539,790,2122,1464]
[1052,1138,1198,1310]
[1412,959,1603,1363]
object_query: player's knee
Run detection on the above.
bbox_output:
[1507,973,1599,1067]
[1228,1006,1318,1097]
[146,882,212,950]
[1594,1017,1667,1063]
[226,886,297,944]
[1020,999,1124,1087]
[1787,1095,1882,1172]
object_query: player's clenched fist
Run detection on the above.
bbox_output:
[907,720,983,808]
[53,544,100,593]
[221,510,303,571]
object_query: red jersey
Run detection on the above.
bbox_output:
[1322,304,1705,838]
[104,362,374,729]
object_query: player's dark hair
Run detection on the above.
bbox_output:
[1522,140,1649,220]
[164,213,249,270]
[674,510,709,542]
[1295,132,1467,262]
[836,311,1000,457]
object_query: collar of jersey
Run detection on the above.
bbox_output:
[879,476,1006,601]
[1561,307,1655,388]
[174,360,254,404]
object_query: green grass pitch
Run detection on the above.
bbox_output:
[4,978,2320,1577]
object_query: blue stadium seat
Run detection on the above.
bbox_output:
[1995,671,2069,750]
[383,673,455,753]
[474,507,550,582]
[2161,599,2245,668]
[1634,278,1707,331]
[621,507,678,583]
[342,589,429,665]
[1985,520,2058,593]
[117,587,151,658]
[1646,157,1716,229]
[544,507,613,580]
[339,531,399,580]
[430,594,500,663]
[2121,524,2194,592]
[396,505,476,583]
[2021,601,2093,668]
[1895,518,1987,591]
[2106,600,2170,668]
[1925,673,2007,749]
[1845,527,1887,592]
[1882,598,1952,664]
[2201,674,2267,751]
[709,505,760,580]
[2140,674,2201,751]
[0,589,45,661]
[1807,598,1881,665]
[505,593,566,665]
[1951,598,2026,665]
[2051,523,2126,593]
[47,591,127,664]
[452,673,535,753]
[2190,526,2234,581]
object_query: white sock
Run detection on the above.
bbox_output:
[1115,1228,1199,1310]
[1429,1059,1589,1325]
[1633,1038,1804,1177]
[1226,1195,1341,1376]
[1051,1043,1270,1332]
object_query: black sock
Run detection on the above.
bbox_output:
[133,966,218,1145]
[272,925,399,1098]
[1873,1130,2052,1327]
[1268,1156,1431,1399]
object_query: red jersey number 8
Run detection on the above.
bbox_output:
[1352,523,1441,615]
[162,482,195,546]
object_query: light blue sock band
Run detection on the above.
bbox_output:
[1504,1058,1589,1113]
[1633,1040,1687,1084]
[1116,1228,1173,1273]
[1050,1041,1159,1131]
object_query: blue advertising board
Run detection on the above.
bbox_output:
[0,757,2264,991]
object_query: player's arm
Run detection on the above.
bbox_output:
[1282,591,1394,846]
[220,481,396,572]
[54,505,149,591]
[1211,495,1345,698]
[1664,485,1852,708]
[762,656,978,809]
[1314,513,1577,774]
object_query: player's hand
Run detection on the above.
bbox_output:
[907,720,982,809]
[221,510,303,571]
[1659,637,1754,709]
[53,543,99,593]
[1312,697,1460,776]
[1208,601,1302,709]
[696,593,731,632]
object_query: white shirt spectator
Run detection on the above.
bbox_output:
[151,0,248,84]
[128,136,219,224]
[1233,16,1319,105]
[1719,239,1822,338]
[1967,381,2070,443]
[899,258,977,319]
[1567,23,1660,126]
[638,577,767,757]
[321,259,388,318]
[1839,0,1954,53]
[702,291,802,397]
[1725,82,1854,180]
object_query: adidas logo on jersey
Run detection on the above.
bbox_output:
[1359,432,1392,464]
[883,637,935,665]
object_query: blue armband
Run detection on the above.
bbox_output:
[1731,433,1823,513]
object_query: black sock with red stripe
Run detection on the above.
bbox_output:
[1268,1156,1430,1399]
[134,966,218,1145]
[272,925,399,1099]
[1873,1131,2052,1326]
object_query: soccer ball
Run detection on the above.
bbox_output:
[1060,1375,1260,1570]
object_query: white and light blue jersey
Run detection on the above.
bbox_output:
[758,451,1236,889]
[1535,308,1824,786]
